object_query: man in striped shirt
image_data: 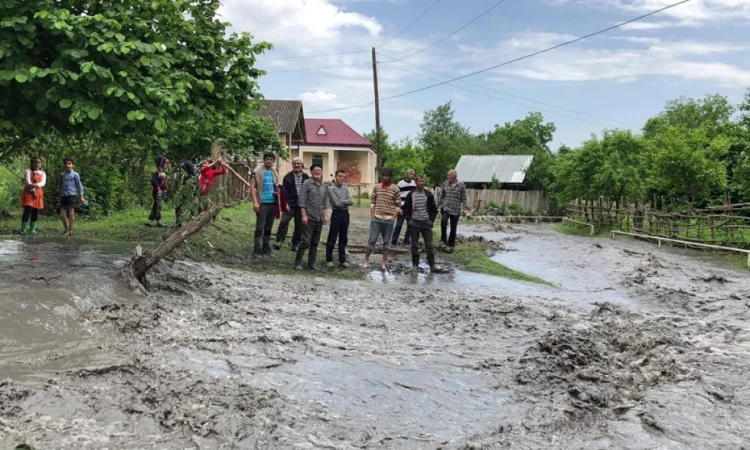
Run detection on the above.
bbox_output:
[391,169,416,247]
[364,168,401,270]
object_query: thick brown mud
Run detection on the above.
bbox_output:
[2,226,750,449]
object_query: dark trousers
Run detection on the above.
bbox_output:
[410,219,436,267]
[296,219,323,267]
[22,206,39,222]
[326,210,350,263]
[440,211,459,247]
[148,191,162,221]
[391,214,412,245]
[276,206,303,247]
[254,203,276,254]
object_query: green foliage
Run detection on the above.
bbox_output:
[490,174,500,190]
[552,130,646,206]
[647,126,729,208]
[418,102,471,184]
[477,112,557,190]
[0,0,271,140]
[365,129,427,182]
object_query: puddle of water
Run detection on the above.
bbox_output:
[0,239,137,379]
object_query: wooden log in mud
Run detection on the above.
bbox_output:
[122,204,224,287]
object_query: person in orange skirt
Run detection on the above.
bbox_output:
[21,156,46,235]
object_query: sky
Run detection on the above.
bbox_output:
[217,0,750,150]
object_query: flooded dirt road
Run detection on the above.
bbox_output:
[2,225,750,449]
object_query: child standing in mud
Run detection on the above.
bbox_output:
[20,156,46,235]
[58,158,85,236]
[146,155,169,228]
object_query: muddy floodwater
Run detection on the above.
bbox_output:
[2,225,750,449]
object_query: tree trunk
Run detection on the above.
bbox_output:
[121,204,223,288]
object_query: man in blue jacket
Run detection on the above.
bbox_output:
[275,157,309,251]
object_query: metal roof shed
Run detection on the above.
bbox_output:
[455,155,534,184]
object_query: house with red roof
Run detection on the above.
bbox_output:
[257,100,377,190]
[294,118,377,189]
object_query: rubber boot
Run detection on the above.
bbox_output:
[411,253,420,270]
[294,247,305,270]
[428,253,445,273]
[20,222,29,235]
[308,245,318,270]
[30,222,38,234]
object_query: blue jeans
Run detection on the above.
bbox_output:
[391,214,411,246]
[367,218,394,251]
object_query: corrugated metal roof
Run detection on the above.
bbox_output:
[455,155,534,183]
[257,100,306,139]
[303,119,372,147]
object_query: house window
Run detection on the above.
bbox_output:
[312,155,323,168]
[316,126,327,135]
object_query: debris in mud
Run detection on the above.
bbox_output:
[514,303,691,418]
[694,273,731,284]
[624,255,665,285]
[637,411,665,432]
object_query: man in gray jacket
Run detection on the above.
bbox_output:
[295,164,328,271]
[325,169,354,267]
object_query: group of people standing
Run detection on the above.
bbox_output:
[17,152,469,274]
[19,156,86,236]
[252,153,469,272]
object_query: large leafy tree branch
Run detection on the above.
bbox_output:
[0,0,272,148]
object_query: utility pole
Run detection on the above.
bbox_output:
[371,47,381,181]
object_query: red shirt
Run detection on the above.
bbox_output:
[199,163,227,197]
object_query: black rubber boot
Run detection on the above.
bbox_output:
[294,247,305,269]
[428,254,445,273]
[308,245,318,270]
[411,253,420,269]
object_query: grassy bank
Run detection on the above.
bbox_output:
[552,222,611,237]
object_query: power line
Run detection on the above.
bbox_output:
[381,61,617,128]
[379,53,638,127]
[266,50,369,61]
[269,61,371,74]
[383,0,693,101]
[379,0,444,49]
[307,0,693,113]
[393,0,511,61]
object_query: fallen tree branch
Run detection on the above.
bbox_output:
[121,204,224,288]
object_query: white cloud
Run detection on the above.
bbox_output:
[218,0,382,56]
[459,32,750,87]
[549,0,750,28]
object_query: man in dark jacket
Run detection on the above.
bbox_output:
[146,155,169,227]
[402,175,444,273]
[275,157,309,251]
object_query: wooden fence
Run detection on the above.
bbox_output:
[434,188,549,213]
[566,202,750,250]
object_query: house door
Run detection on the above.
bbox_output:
[312,154,323,168]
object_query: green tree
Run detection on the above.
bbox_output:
[384,138,426,182]
[477,112,557,190]
[643,94,735,140]
[418,102,471,184]
[552,130,646,207]
[646,126,729,210]
[0,0,271,151]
